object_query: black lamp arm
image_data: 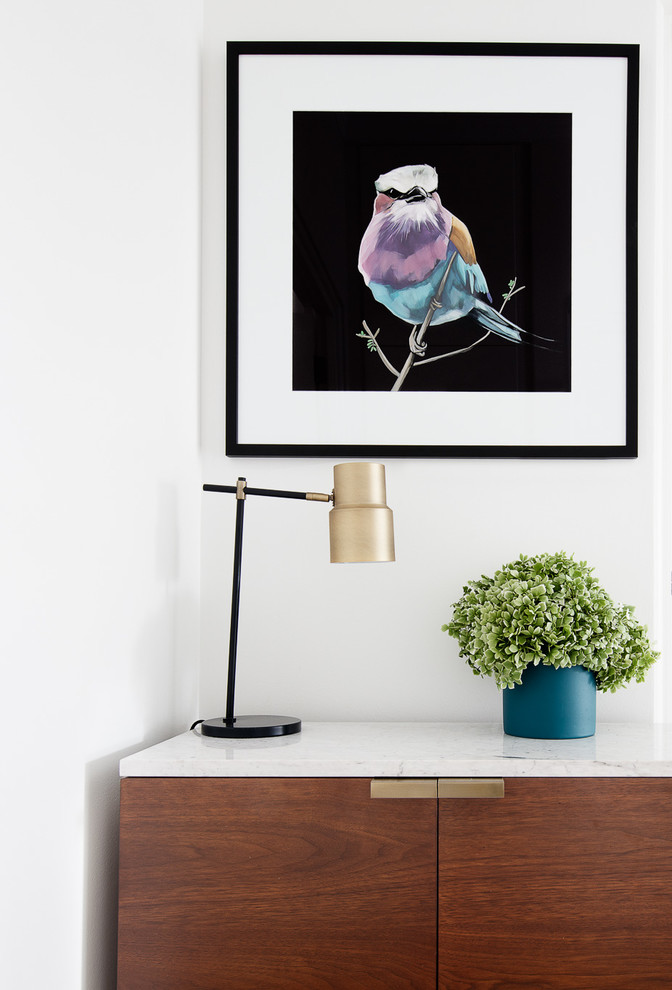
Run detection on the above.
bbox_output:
[203,483,331,502]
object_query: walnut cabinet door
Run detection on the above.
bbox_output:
[438,778,672,990]
[117,777,437,990]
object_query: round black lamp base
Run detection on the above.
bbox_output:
[200,715,302,738]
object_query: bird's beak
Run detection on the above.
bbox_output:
[402,186,428,203]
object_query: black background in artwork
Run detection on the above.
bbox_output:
[293,111,571,393]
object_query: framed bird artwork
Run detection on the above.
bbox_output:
[225,42,638,458]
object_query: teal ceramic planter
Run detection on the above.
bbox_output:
[503,663,596,739]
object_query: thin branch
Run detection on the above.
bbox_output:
[503,285,525,304]
[415,329,491,366]
[500,278,525,313]
[357,322,399,376]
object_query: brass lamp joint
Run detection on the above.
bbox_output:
[305,491,332,502]
[236,478,247,500]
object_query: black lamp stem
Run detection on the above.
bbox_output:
[225,487,246,724]
[199,478,312,738]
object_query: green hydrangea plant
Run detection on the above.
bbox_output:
[442,551,658,691]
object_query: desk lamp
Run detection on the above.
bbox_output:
[197,462,394,738]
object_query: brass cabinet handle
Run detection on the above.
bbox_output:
[438,778,505,799]
[370,779,438,799]
[370,778,505,799]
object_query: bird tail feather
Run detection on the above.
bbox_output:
[471,300,555,349]
[470,301,524,343]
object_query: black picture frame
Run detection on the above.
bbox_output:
[226,42,639,458]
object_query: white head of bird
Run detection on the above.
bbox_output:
[372,164,443,232]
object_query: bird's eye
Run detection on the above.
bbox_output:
[384,188,402,199]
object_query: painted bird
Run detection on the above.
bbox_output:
[358,164,529,354]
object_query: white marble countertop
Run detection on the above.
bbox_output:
[119,722,672,778]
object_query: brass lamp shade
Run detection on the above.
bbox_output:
[329,462,395,563]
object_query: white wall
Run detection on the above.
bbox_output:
[1,1,670,988]
[0,2,201,988]
[201,0,672,728]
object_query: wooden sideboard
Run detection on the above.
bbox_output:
[117,724,672,989]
